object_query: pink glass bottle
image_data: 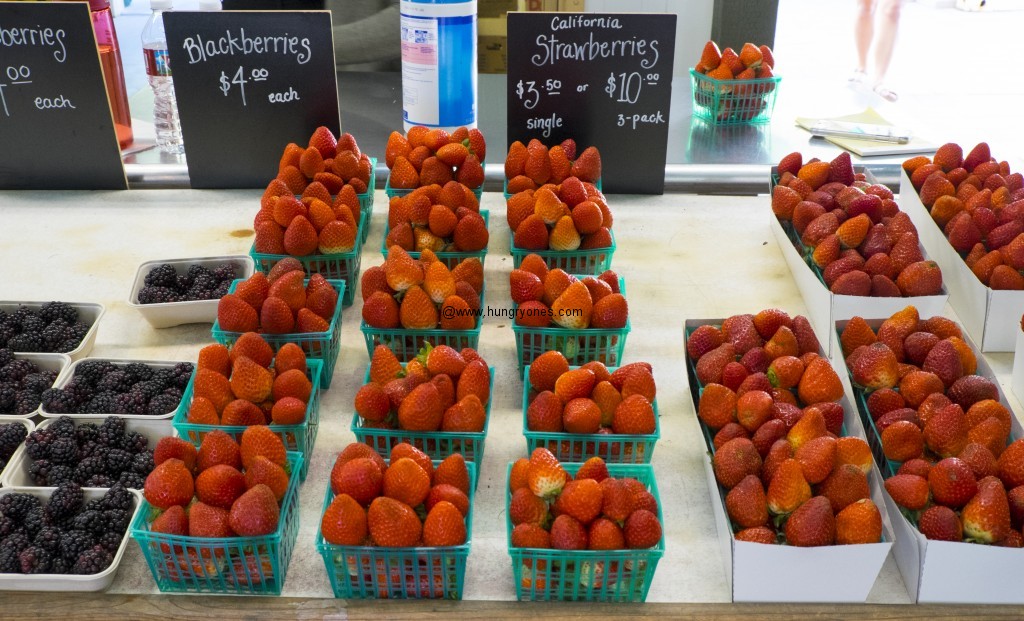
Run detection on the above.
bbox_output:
[85,0,134,149]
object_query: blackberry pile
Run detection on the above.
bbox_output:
[137,262,237,304]
[0,348,60,415]
[41,360,193,416]
[0,303,91,354]
[0,483,134,575]
[0,420,29,473]
[25,417,154,488]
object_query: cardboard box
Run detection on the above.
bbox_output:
[1012,328,1024,408]
[898,169,1024,352]
[769,168,948,358]
[478,17,507,74]
[479,0,518,18]
[832,317,1024,604]
[684,319,894,603]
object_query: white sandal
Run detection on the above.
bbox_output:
[873,83,898,102]
[848,69,868,84]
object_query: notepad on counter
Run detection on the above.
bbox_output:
[795,107,937,157]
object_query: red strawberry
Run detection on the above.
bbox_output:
[144,458,195,510]
[527,448,568,499]
[217,294,258,333]
[550,514,587,550]
[784,496,835,547]
[884,474,930,510]
[623,509,661,549]
[962,477,1011,543]
[725,474,768,529]
[918,505,963,541]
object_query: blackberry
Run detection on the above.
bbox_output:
[7,307,33,328]
[102,509,131,534]
[97,418,126,445]
[68,322,90,341]
[145,264,179,288]
[0,515,15,538]
[1,359,34,382]
[75,361,116,387]
[161,387,183,402]
[212,263,238,282]
[104,449,133,476]
[46,482,84,521]
[82,392,118,415]
[0,533,30,572]
[172,362,195,390]
[121,432,149,454]
[0,325,16,348]
[78,441,103,461]
[24,429,54,460]
[151,368,175,388]
[129,380,163,401]
[39,302,78,325]
[13,390,41,415]
[97,531,123,552]
[48,416,76,438]
[18,545,53,574]
[213,280,232,298]
[60,378,94,408]
[48,436,78,465]
[33,527,61,553]
[40,388,77,414]
[175,274,193,291]
[71,510,105,534]
[19,316,46,335]
[58,530,94,562]
[0,493,41,521]
[82,499,103,513]
[124,363,154,384]
[21,372,53,394]
[84,474,113,487]
[138,286,183,305]
[0,385,16,412]
[28,459,52,486]
[6,333,42,353]
[187,264,213,282]
[73,457,106,484]
[50,556,70,574]
[40,319,70,348]
[72,545,113,575]
[100,484,133,511]
[147,394,180,416]
[117,472,145,489]
[187,276,218,299]
[75,423,99,445]
[22,506,48,537]
[0,349,13,368]
[46,465,75,487]
[95,369,132,393]
[0,421,28,458]
[114,392,147,415]
[131,451,154,475]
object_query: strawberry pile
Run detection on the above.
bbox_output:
[509,451,662,551]
[511,256,625,329]
[690,310,882,546]
[144,428,290,540]
[322,442,470,548]
[504,138,601,192]
[695,40,775,81]
[507,178,612,252]
[773,151,944,297]
[355,344,490,433]
[385,126,485,191]
[361,247,483,331]
[526,353,655,437]
[217,260,338,334]
[186,333,312,427]
[256,128,368,256]
[693,41,776,122]
[385,181,488,253]
[904,143,1024,289]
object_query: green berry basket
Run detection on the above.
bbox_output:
[384,172,484,202]
[316,460,477,599]
[351,362,494,464]
[211,279,344,389]
[521,365,659,464]
[249,209,367,308]
[503,177,602,201]
[357,157,377,243]
[510,229,616,275]
[690,68,781,126]
[129,451,302,595]
[505,461,664,602]
[170,359,323,481]
[511,276,628,372]
[359,283,486,362]
[379,210,490,269]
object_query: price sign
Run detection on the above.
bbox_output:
[164,11,340,189]
[507,13,676,194]
[0,1,126,190]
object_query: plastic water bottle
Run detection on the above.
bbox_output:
[141,0,183,154]
[400,0,477,132]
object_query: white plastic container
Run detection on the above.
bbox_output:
[0,417,34,486]
[0,353,72,419]
[0,302,104,361]
[39,358,191,421]
[1013,328,1024,407]
[128,255,254,329]
[0,486,141,591]
[2,416,170,489]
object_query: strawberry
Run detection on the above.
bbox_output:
[771,185,802,221]
[997,440,1024,488]
[367,496,421,547]
[750,308,792,341]
[504,140,528,179]
[455,359,490,405]
[144,458,195,510]
[738,42,762,69]
[777,152,802,177]
[828,151,855,185]
[562,398,601,434]
[527,448,568,499]
[818,464,870,513]
[457,154,485,189]
[722,314,763,355]
[928,457,977,508]
[836,437,873,474]
[397,382,443,431]
[440,296,475,331]
[320,493,368,545]
[918,505,962,541]
[696,343,737,385]
[514,214,550,250]
[792,315,821,354]
[217,294,259,333]
[383,457,431,508]
[425,344,466,377]
[833,498,881,545]
[422,501,466,546]
[153,437,198,472]
[850,342,899,390]
[881,420,924,462]
[571,147,602,184]
[611,394,655,435]
[784,496,835,547]
[197,429,242,472]
[227,355,272,404]
[399,285,439,330]
[725,474,768,528]
[195,464,246,510]
[354,383,390,423]
[389,156,419,189]
[244,455,290,502]
[766,458,810,515]
[963,477,1012,543]
[796,357,844,405]
[553,479,603,525]
[623,509,662,549]
[152,505,189,537]
[884,474,930,510]
[553,368,596,403]
[524,140,552,185]
[511,523,551,549]
[697,40,722,71]
[586,517,625,550]
[307,126,337,159]
[933,143,964,173]
[434,453,470,494]
[924,403,968,458]
[735,526,776,544]
[442,394,486,432]
[574,456,610,483]
[548,215,582,252]
[510,269,544,305]
[795,436,837,484]
[453,212,489,252]
[273,368,312,402]
[426,484,470,517]
[362,291,400,329]
[714,438,762,489]
[281,214,318,256]
[550,514,587,550]
[698,383,738,430]
[960,443,998,479]
[922,339,964,388]
[529,351,570,392]
[189,502,233,538]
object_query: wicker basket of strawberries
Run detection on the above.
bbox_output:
[381,182,489,269]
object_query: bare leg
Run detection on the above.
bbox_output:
[873,0,901,81]
[854,0,876,73]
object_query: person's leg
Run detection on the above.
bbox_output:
[872,0,901,101]
[854,0,876,74]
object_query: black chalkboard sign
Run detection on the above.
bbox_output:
[164,11,340,189]
[0,1,127,190]
[507,13,676,194]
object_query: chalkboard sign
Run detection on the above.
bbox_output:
[164,11,340,189]
[507,13,676,194]
[0,1,127,190]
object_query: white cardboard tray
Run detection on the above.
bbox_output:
[127,255,254,329]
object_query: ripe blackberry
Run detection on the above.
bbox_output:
[187,264,213,282]
[138,286,183,305]
[71,510,105,534]
[212,263,238,282]
[75,423,99,445]
[97,418,126,445]
[40,388,77,414]
[129,380,163,401]
[114,392,147,415]
[0,515,16,538]
[161,386,183,401]
[58,530,94,562]
[0,421,28,458]
[84,474,113,487]
[117,472,145,489]
[40,319,70,348]
[13,390,41,415]
[0,493,41,521]
[1,359,35,382]
[55,339,82,354]
[102,509,131,534]
[25,429,54,460]
[151,368,175,388]
[48,436,78,465]
[121,432,149,454]
[72,545,113,574]
[0,348,13,367]
[28,459,52,486]
[175,274,193,291]
[46,482,84,521]
[104,449,133,476]
[100,484,133,512]
[7,307,33,328]
[22,506,48,537]
[144,264,178,289]
[83,392,119,414]
[48,416,76,438]
[6,333,43,353]
[50,556,70,574]
[18,545,53,574]
[60,378,95,408]
[0,385,16,413]
[33,527,61,553]
[96,369,132,393]
[75,361,116,387]
[46,465,75,487]
[0,534,30,572]
[82,499,103,513]
[73,457,106,484]
[147,394,180,416]
[39,302,78,325]
[172,363,195,390]
[19,316,46,335]
[213,280,232,298]
[123,363,154,384]
[131,451,154,475]
[97,531,123,553]
[20,373,52,394]
[0,325,16,349]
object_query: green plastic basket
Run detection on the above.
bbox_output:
[380,210,489,269]
[510,229,615,275]
[503,177,602,201]
[130,451,302,595]
[316,460,477,599]
[690,68,780,126]
[512,276,628,371]
[521,365,659,464]
[359,284,485,362]
[351,363,494,463]
[506,462,664,602]
[171,359,322,481]
[384,172,484,201]
[357,157,377,243]
[211,278,344,388]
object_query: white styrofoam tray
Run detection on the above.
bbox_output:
[684,318,894,603]
[0,302,105,361]
[1,416,170,490]
[899,169,1024,352]
[832,315,1024,603]
[0,417,34,487]
[127,255,255,329]
[1013,328,1024,408]
[0,353,72,418]
[39,357,191,420]
[0,486,142,591]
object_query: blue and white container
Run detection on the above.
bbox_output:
[400,0,477,131]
